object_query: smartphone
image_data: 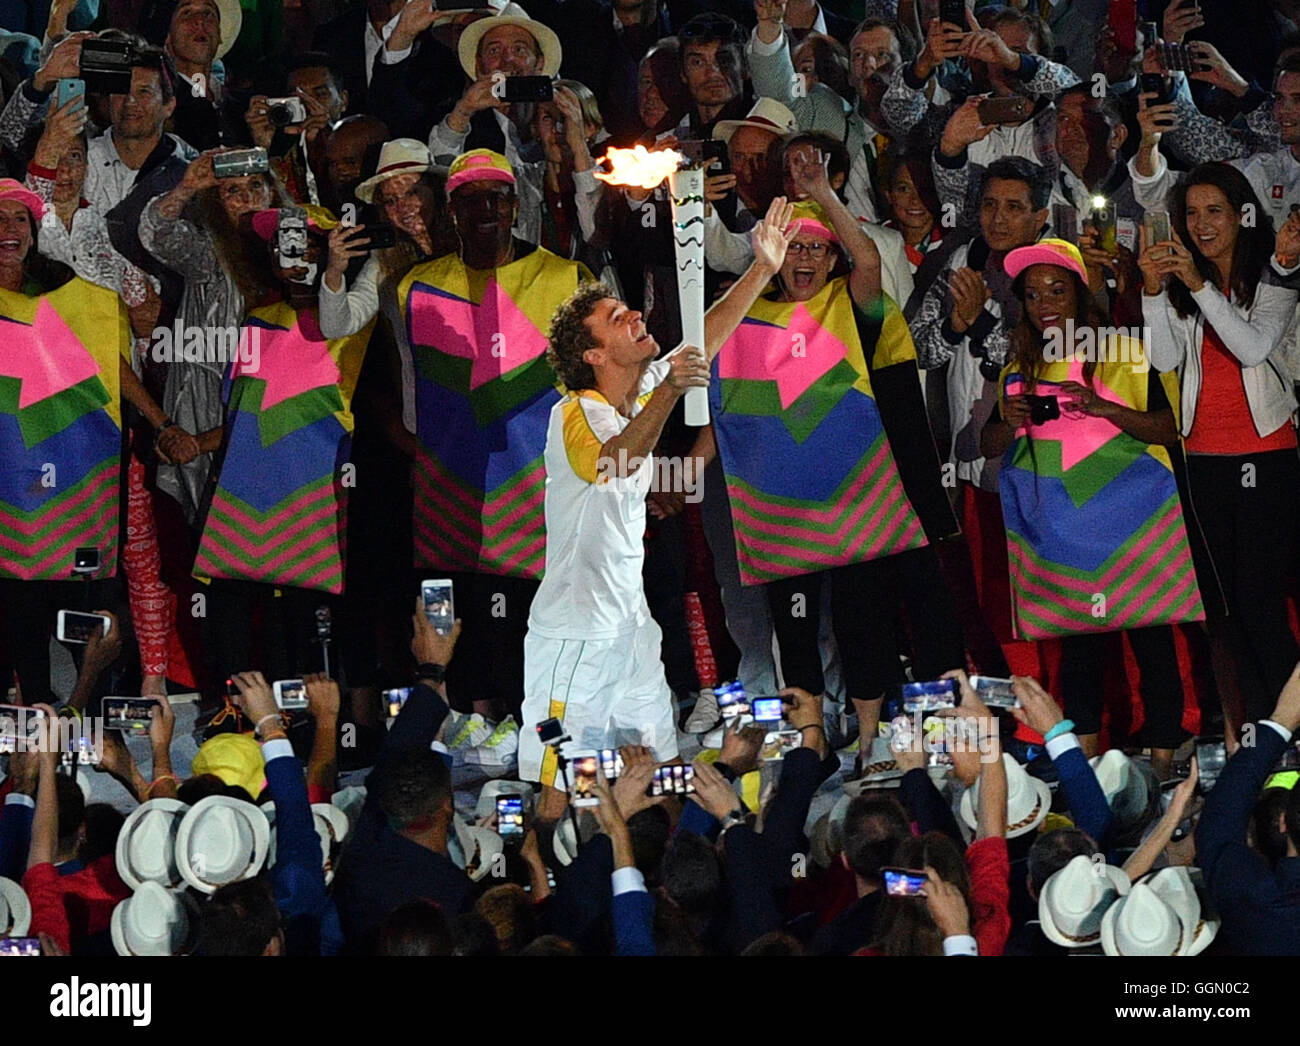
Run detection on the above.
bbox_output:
[751,697,784,723]
[1107,0,1137,55]
[1139,71,1173,104]
[500,75,554,103]
[977,95,1030,126]
[1051,202,1078,242]
[420,578,455,636]
[496,794,525,840]
[102,697,158,734]
[1160,778,1194,842]
[78,37,133,95]
[277,211,308,266]
[599,747,624,781]
[0,704,44,753]
[384,686,412,718]
[1195,735,1227,793]
[1159,42,1192,73]
[56,78,86,114]
[650,764,695,796]
[0,937,41,956]
[939,0,966,29]
[55,610,111,644]
[899,678,958,714]
[715,681,751,720]
[969,675,1020,709]
[1144,209,1171,252]
[761,728,802,761]
[364,223,397,250]
[272,679,309,710]
[212,147,270,179]
[570,751,599,807]
[1028,394,1061,425]
[1089,197,1118,254]
[677,138,730,176]
[882,867,929,896]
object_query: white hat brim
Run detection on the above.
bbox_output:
[1039,863,1129,949]
[175,795,270,895]
[116,798,189,891]
[0,876,31,937]
[111,887,201,957]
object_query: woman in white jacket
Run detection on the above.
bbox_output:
[1139,162,1300,728]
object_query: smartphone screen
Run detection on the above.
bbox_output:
[1196,736,1227,791]
[384,687,412,718]
[496,795,524,837]
[0,937,40,956]
[882,868,928,896]
[103,698,156,733]
[0,704,44,752]
[273,679,308,710]
[421,579,454,636]
[58,610,110,644]
[751,697,784,722]
[571,754,599,806]
[1144,209,1171,250]
[599,748,623,781]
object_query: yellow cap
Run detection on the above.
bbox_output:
[191,733,266,800]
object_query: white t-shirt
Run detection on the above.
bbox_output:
[527,356,673,641]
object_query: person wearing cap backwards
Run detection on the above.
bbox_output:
[190,205,374,678]
[706,157,964,759]
[980,239,1200,776]
[520,197,798,820]
[384,148,588,726]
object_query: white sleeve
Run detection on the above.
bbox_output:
[319,253,382,338]
[573,167,605,243]
[1190,282,1298,368]
[1127,149,1176,214]
[428,116,470,167]
[1141,288,1185,374]
[703,210,754,276]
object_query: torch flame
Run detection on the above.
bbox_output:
[594,146,684,190]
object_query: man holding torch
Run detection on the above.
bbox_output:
[519,194,796,821]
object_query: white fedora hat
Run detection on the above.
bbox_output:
[1039,854,1130,948]
[552,814,579,867]
[354,139,432,204]
[1089,750,1152,830]
[111,881,201,957]
[457,12,562,80]
[1100,881,1187,956]
[0,876,31,936]
[448,815,504,883]
[961,753,1051,838]
[116,798,189,890]
[713,97,798,143]
[175,795,270,894]
[264,802,350,884]
[1145,865,1219,956]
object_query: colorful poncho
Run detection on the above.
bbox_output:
[401,246,589,579]
[193,304,373,594]
[0,279,126,580]
[710,279,930,586]
[998,337,1205,640]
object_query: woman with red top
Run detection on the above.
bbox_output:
[858,676,1011,956]
[1141,162,1300,728]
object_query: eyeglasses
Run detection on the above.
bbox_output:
[787,241,831,259]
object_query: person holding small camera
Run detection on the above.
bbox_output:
[980,238,1195,770]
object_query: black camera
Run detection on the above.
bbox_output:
[79,38,135,95]
[72,546,101,575]
[364,223,397,250]
[536,717,567,747]
[1028,394,1061,425]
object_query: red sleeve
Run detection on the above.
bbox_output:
[965,836,1011,957]
[306,784,334,805]
[21,862,71,955]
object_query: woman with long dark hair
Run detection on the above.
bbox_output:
[982,240,1203,773]
[1139,162,1299,730]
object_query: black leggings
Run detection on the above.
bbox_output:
[764,547,965,701]
[1058,626,1186,748]
[1187,450,1300,723]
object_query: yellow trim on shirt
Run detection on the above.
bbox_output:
[561,393,608,484]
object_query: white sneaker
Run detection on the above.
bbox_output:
[684,688,721,734]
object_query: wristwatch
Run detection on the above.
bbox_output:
[416,662,446,685]
[719,808,747,835]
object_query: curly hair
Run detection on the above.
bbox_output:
[546,280,616,391]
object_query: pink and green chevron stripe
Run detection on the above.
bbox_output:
[194,474,345,593]
[413,451,546,578]
[726,435,926,585]
[0,459,119,579]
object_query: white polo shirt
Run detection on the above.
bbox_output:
[527,356,672,641]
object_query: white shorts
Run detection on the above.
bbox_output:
[518,618,678,787]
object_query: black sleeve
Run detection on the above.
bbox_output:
[1146,368,1171,413]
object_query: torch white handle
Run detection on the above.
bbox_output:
[670,166,710,427]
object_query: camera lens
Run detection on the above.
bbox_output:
[267,102,293,128]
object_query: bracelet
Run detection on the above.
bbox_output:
[1042,719,1075,742]
[416,662,446,685]
[254,713,281,738]
[145,773,179,796]
[799,724,825,734]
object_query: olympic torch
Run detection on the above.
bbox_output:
[595,146,710,426]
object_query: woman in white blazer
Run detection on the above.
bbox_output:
[1139,162,1300,727]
